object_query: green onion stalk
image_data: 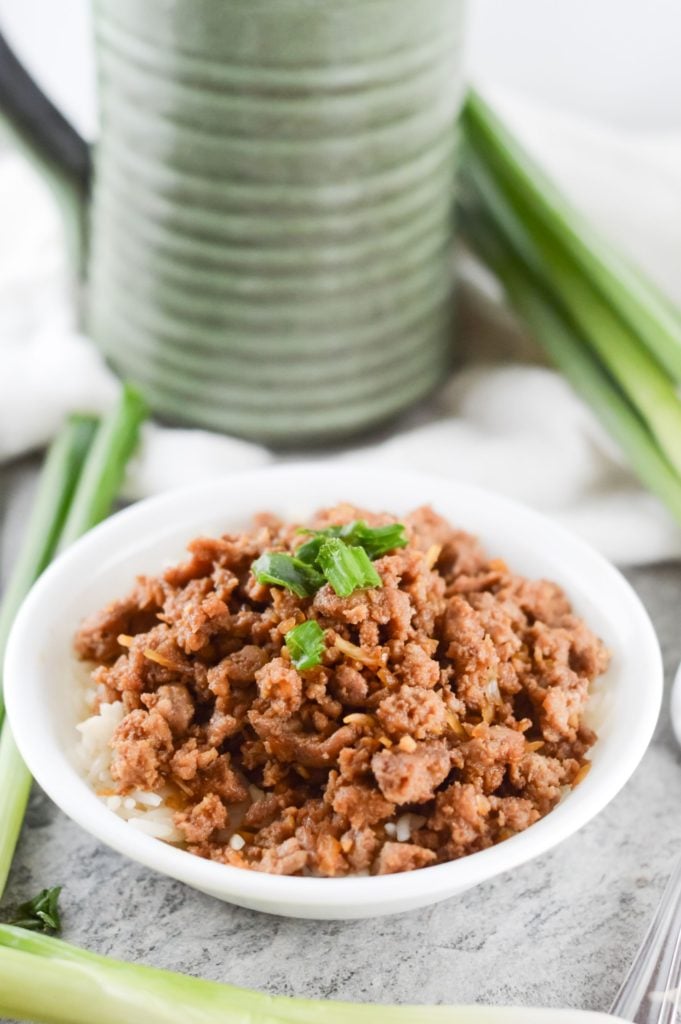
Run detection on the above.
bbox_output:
[59,382,147,547]
[458,197,681,525]
[459,88,681,522]
[0,925,530,1024]
[0,415,97,725]
[0,416,97,896]
[0,385,146,897]
[461,88,681,384]
[460,103,681,481]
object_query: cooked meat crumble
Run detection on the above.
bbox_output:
[74,505,609,877]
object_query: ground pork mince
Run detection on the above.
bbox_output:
[74,504,610,877]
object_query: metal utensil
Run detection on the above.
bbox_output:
[610,854,681,1022]
[610,659,681,1021]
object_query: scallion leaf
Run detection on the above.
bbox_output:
[297,520,407,561]
[254,521,399,599]
[293,534,326,564]
[8,887,62,935]
[284,620,326,671]
[341,521,408,559]
[316,539,382,597]
[251,552,325,598]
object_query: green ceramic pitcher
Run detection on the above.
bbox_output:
[0,0,466,444]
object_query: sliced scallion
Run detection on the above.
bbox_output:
[297,521,407,562]
[284,620,326,671]
[316,539,382,598]
[251,552,325,598]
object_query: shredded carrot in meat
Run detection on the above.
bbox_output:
[173,779,193,797]
[398,735,417,753]
[446,711,466,737]
[333,636,382,668]
[488,558,508,573]
[525,740,545,752]
[342,712,376,728]
[572,762,592,786]
[117,633,133,648]
[424,544,442,569]
[470,721,490,739]
[143,648,184,671]
[377,735,393,748]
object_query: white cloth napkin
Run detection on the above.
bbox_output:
[2,88,681,566]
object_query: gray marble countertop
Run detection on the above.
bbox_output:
[1,461,680,1020]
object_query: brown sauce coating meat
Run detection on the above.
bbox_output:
[75,505,609,877]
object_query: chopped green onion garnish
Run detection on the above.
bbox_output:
[8,886,62,935]
[341,521,408,559]
[293,534,326,564]
[284,620,326,671]
[316,539,382,598]
[297,520,407,561]
[251,552,325,598]
[254,520,399,599]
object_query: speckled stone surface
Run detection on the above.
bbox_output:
[1,461,680,1019]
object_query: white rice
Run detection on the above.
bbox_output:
[76,699,433,853]
[395,816,411,843]
[583,671,613,733]
[76,700,183,843]
[395,813,427,843]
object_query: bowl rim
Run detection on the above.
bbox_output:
[3,462,663,913]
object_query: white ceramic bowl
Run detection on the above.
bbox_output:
[4,464,662,919]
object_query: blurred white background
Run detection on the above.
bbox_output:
[1,0,680,139]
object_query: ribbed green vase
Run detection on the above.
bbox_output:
[88,0,466,443]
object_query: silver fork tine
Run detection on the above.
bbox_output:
[610,857,681,1022]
